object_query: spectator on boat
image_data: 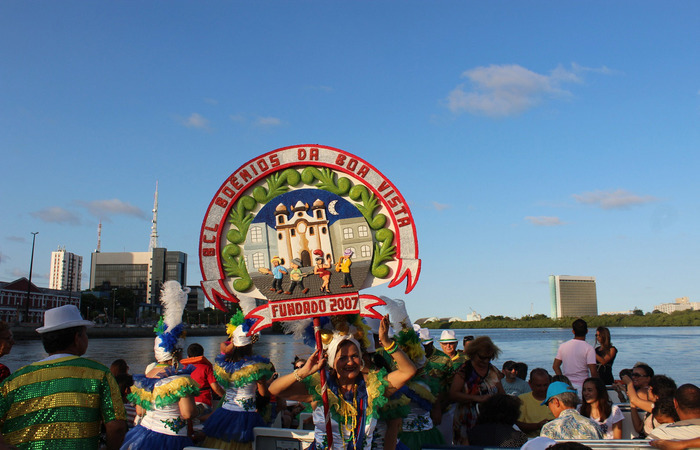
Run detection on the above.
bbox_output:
[552,374,574,389]
[466,393,528,447]
[439,329,464,366]
[514,362,529,381]
[648,384,700,442]
[461,335,474,357]
[421,327,458,444]
[180,343,225,414]
[579,377,624,439]
[594,327,617,385]
[451,336,505,445]
[0,321,14,382]
[540,381,603,440]
[625,373,677,437]
[0,305,127,449]
[652,397,679,425]
[553,319,598,394]
[116,373,138,429]
[502,360,531,396]
[111,358,130,377]
[517,368,555,438]
[268,314,417,450]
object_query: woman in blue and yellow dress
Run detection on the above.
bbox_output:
[269,314,417,450]
[202,312,274,450]
[121,281,201,450]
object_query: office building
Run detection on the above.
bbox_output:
[89,248,187,304]
[49,247,83,292]
[549,275,598,319]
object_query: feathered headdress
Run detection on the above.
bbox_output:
[281,313,372,367]
[226,295,258,347]
[153,281,190,362]
[381,296,426,368]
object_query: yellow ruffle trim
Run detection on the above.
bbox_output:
[128,376,200,410]
[214,362,273,388]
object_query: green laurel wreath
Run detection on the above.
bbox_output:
[221,167,396,292]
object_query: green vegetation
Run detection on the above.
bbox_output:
[422,310,700,329]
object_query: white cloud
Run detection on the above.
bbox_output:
[573,189,658,210]
[182,113,210,130]
[525,216,566,226]
[255,116,283,127]
[432,201,451,211]
[229,114,246,123]
[203,98,219,105]
[79,199,148,221]
[447,63,583,117]
[30,207,81,225]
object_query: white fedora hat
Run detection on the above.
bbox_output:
[439,329,458,343]
[36,305,94,334]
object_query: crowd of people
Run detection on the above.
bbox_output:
[0,291,699,450]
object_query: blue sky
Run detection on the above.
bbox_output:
[2,1,699,320]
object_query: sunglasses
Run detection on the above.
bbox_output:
[631,373,648,378]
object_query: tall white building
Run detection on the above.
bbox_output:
[549,275,598,319]
[49,247,83,292]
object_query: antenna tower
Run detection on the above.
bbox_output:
[96,221,102,253]
[149,181,159,251]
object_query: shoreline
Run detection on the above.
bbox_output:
[10,325,230,340]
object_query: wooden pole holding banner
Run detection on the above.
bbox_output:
[313,317,333,447]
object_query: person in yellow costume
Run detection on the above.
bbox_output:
[336,248,354,288]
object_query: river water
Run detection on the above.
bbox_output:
[3,327,698,386]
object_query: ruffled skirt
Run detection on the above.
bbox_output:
[120,425,193,450]
[202,408,267,444]
[399,427,445,450]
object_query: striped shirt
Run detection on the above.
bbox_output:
[0,355,126,449]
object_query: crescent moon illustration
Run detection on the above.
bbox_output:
[328,200,339,216]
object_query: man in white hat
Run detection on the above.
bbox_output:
[439,329,465,366]
[422,328,460,444]
[0,305,127,449]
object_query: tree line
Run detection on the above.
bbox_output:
[422,309,700,329]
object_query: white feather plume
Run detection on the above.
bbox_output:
[282,318,313,341]
[160,280,189,331]
[381,296,411,331]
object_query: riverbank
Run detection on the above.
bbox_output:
[10,325,228,340]
[422,309,700,329]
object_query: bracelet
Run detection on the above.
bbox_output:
[383,340,397,352]
[385,341,399,355]
[293,368,304,382]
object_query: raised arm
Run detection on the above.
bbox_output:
[268,350,323,403]
[378,315,416,394]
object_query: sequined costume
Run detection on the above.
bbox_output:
[202,354,274,450]
[0,355,126,449]
[302,368,389,450]
[122,365,200,449]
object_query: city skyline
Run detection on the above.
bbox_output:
[1,2,699,320]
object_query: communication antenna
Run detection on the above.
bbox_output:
[96,221,102,253]
[149,181,159,251]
